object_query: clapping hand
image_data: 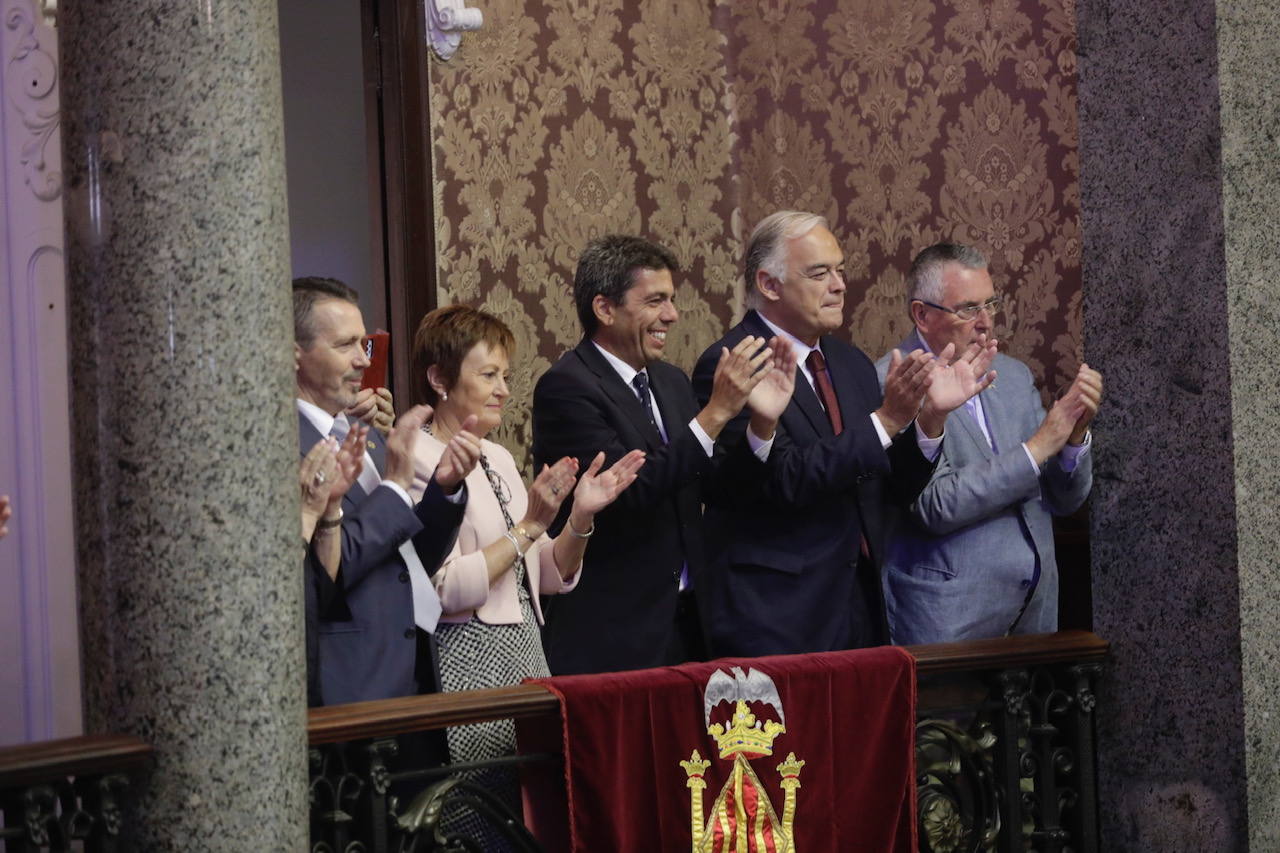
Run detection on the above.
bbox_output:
[570,450,646,518]
[698,336,775,439]
[877,348,936,435]
[746,335,798,423]
[521,456,582,537]
[329,424,367,505]
[1066,364,1102,444]
[385,405,433,491]
[923,336,998,415]
[435,415,482,493]
[300,439,341,523]
[300,425,366,540]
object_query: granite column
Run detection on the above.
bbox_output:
[59,0,306,847]
[1078,0,1280,847]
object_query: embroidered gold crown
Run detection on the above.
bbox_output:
[708,699,786,759]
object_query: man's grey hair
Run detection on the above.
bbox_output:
[743,211,829,309]
[293,276,360,348]
[906,243,988,305]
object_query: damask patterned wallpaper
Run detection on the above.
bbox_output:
[428,0,1081,472]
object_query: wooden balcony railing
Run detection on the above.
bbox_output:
[306,629,1109,853]
[0,632,1107,851]
[0,734,152,852]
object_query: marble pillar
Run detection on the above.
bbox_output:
[1216,0,1280,846]
[1078,0,1280,848]
[60,0,306,847]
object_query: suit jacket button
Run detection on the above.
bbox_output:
[399,570,410,583]
[1020,579,1032,588]
[404,628,415,639]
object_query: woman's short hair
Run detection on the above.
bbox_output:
[412,305,515,406]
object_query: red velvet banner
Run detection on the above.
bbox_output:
[519,647,917,853]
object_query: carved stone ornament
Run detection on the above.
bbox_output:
[5,0,61,201]
[425,0,482,61]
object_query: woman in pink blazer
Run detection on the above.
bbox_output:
[408,305,644,814]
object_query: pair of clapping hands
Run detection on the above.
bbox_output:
[332,396,647,540]
[702,333,1001,440]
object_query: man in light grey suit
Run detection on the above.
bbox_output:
[876,243,1102,643]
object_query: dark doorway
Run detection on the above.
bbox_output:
[279,0,437,409]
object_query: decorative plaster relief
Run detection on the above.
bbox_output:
[5,1,60,201]
[426,0,482,61]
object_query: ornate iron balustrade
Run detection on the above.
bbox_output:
[912,631,1108,853]
[0,734,152,852]
[306,630,1107,853]
[309,687,559,852]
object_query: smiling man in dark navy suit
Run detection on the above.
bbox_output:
[692,212,997,657]
[294,276,479,705]
[532,236,774,674]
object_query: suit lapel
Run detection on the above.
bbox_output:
[743,311,831,439]
[978,370,1019,456]
[953,398,995,459]
[574,340,666,450]
[365,429,387,479]
[646,364,686,440]
[822,334,871,427]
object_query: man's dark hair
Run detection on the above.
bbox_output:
[293,276,360,347]
[573,235,679,337]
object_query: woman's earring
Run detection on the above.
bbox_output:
[441,391,448,401]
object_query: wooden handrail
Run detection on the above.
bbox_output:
[909,629,1108,675]
[0,734,152,789]
[308,684,561,745]
[308,630,1109,745]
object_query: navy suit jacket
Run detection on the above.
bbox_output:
[532,339,708,674]
[692,311,935,657]
[299,414,465,706]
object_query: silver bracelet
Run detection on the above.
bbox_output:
[567,517,594,539]
[503,530,525,559]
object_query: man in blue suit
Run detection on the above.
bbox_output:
[693,212,996,657]
[294,277,477,705]
[876,244,1101,644]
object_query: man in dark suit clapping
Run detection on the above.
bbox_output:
[294,276,479,705]
[692,212,996,657]
[532,236,773,674]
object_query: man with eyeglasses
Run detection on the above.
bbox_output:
[691,212,996,657]
[875,243,1102,644]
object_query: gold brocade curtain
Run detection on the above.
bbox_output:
[429,0,1082,476]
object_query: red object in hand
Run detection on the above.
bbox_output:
[360,331,390,391]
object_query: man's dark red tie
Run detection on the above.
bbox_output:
[808,349,871,560]
[806,349,843,435]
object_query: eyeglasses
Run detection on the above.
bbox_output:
[916,296,1003,321]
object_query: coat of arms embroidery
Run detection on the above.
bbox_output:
[681,666,804,852]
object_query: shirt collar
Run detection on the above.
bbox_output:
[297,398,338,437]
[756,312,820,364]
[592,341,645,388]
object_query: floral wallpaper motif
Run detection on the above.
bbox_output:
[429,0,1081,473]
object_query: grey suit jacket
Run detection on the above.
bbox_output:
[874,330,1092,643]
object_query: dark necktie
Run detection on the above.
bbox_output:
[632,372,665,443]
[806,349,843,435]
[808,350,869,560]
